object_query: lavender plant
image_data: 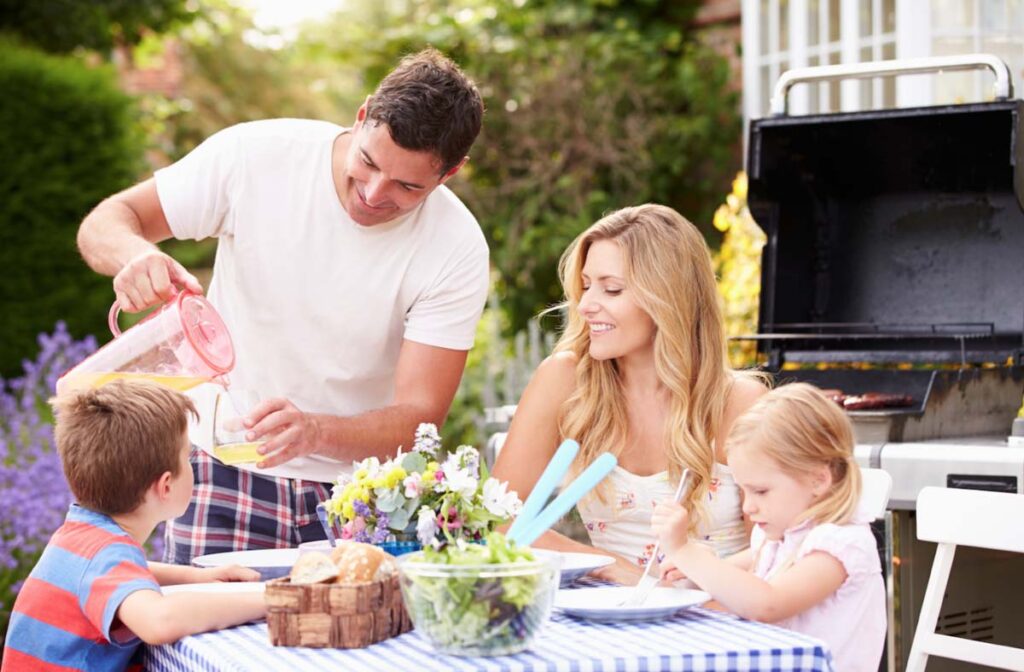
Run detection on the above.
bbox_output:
[0,323,95,641]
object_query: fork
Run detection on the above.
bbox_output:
[620,468,693,607]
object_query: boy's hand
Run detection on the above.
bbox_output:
[198,564,261,583]
[651,500,690,556]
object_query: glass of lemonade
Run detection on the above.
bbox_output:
[211,389,266,466]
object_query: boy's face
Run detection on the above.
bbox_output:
[168,435,193,517]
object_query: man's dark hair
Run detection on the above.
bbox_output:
[366,47,484,175]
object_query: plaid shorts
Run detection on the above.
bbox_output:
[164,445,331,564]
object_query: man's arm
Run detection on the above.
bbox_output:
[251,339,468,467]
[77,178,203,312]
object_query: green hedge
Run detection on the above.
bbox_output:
[0,39,144,377]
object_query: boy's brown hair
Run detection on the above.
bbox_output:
[51,380,197,515]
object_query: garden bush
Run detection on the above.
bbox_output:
[0,39,145,377]
[0,323,94,643]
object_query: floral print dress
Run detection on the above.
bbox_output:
[576,463,748,567]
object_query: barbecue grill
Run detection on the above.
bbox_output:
[745,55,1024,672]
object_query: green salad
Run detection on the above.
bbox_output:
[400,532,556,656]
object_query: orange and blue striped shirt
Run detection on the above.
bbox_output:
[2,504,160,671]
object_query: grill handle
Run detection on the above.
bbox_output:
[770,53,1014,116]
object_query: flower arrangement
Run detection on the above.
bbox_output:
[324,423,521,547]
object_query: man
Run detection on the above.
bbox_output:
[76,48,489,563]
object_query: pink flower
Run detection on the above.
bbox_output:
[441,509,462,531]
[341,521,354,540]
[434,470,445,482]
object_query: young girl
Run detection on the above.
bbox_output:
[651,383,886,672]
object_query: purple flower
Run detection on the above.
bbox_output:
[1,323,97,640]
[352,499,371,518]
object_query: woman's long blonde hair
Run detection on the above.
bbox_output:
[727,383,862,527]
[554,204,735,527]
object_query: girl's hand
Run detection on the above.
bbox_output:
[651,500,690,556]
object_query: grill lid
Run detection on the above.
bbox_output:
[746,99,1024,367]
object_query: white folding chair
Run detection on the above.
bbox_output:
[857,467,893,521]
[906,487,1024,671]
[485,431,509,468]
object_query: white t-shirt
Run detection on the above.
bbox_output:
[154,119,489,482]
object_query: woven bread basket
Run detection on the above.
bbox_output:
[265,573,412,648]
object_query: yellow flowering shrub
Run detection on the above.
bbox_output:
[713,172,767,368]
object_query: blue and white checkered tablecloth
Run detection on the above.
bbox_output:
[144,604,836,672]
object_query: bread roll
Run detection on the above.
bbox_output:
[331,542,389,584]
[290,551,338,584]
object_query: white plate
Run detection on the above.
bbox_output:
[555,585,710,622]
[534,550,615,586]
[162,581,267,595]
[191,548,300,580]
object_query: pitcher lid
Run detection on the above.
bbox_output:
[178,293,235,375]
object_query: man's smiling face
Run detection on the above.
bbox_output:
[338,117,454,227]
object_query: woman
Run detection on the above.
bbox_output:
[493,204,767,584]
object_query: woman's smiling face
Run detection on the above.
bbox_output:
[578,239,656,361]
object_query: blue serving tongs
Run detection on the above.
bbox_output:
[506,439,617,548]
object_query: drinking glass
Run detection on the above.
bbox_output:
[211,389,266,465]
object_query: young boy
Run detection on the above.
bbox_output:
[2,380,266,671]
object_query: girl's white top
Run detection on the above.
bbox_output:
[576,462,749,566]
[751,520,887,672]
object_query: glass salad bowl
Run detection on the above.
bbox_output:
[397,537,560,656]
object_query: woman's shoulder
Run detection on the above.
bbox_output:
[519,351,579,407]
[726,374,770,413]
[717,374,770,446]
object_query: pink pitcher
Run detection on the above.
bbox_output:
[56,290,235,394]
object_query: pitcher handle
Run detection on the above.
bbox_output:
[108,301,124,337]
[108,290,194,338]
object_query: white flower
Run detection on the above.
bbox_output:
[416,507,438,546]
[455,444,480,475]
[403,472,423,498]
[443,467,478,502]
[413,423,442,456]
[482,478,521,518]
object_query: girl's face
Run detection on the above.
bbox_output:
[578,240,656,361]
[729,441,829,541]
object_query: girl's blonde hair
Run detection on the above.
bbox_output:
[553,203,738,527]
[727,383,862,526]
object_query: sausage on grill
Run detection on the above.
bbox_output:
[842,392,914,410]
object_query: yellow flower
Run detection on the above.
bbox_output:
[732,172,748,202]
[342,502,355,519]
[385,467,407,488]
[422,468,435,484]
[713,205,731,232]
[354,468,368,480]
[371,477,385,489]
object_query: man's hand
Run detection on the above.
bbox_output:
[247,397,323,469]
[196,564,261,583]
[113,249,203,313]
[651,500,691,557]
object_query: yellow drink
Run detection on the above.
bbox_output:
[59,372,207,393]
[213,442,264,465]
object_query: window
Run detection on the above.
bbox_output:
[743,0,1024,121]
